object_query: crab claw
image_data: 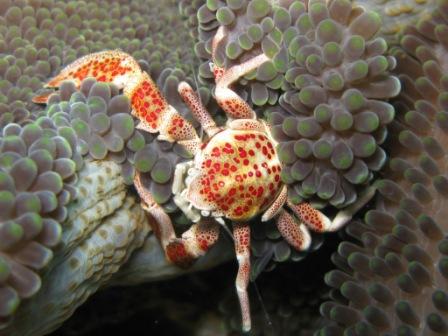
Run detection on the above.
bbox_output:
[47,50,141,88]
[124,72,200,153]
[33,50,142,104]
[32,92,54,105]
[125,71,170,133]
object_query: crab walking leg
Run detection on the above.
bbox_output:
[214,53,270,120]
[232,222,252,332]
[134,172,175,248]
[124,71,201,155]
[210,25,270,119]
[329,185,376,231]
[286,202,332,233]
[135,171,220,266]
[178,82,221,137]
[287,187,376,233]
[276,210,312,251]
[165,218,220,268]
[261,185,287,222]
[32,50,142,104]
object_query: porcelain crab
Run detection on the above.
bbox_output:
[34,28,372,332]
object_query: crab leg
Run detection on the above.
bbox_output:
[136,162,219,265]
[165,218,220,268]
[211,27,270,120]
[329,185,376,230]
[232,222,252,332]
[287,202,332,233]
[214,54,269,120]
[261,185,287,221]
[276,209,312,251]
[286,186,376,232]
[134,172,176,247]
[124,71,201,155]
[33,50,142,104]
[178,81,221,137]
[135,172,220,266]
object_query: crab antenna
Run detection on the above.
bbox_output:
[212,26,226,65]
[190,60,201,99]
[211,26,226,81]
[178,81,221,137]
[253,281,274,330]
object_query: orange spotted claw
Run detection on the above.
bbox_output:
[45,50,141,88]
[125,72,200,152]
[124,71,169,133]
[32,92,54,105]
[32,50,141,104]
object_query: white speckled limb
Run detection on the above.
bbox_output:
[211,26,270,120]
[328,185,376,231]
[212,26,226,65]
[134,172,175,248]
[178,81,221,137]
[216,53,270,90]
[261,184,287,222]
[276,209,312,251]
[287,201,332,233]
[214,53,270,120]
[233,223,251,332]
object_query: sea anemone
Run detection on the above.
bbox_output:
[319,0,448,334]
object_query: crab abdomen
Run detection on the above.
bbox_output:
[193,129,283,221]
